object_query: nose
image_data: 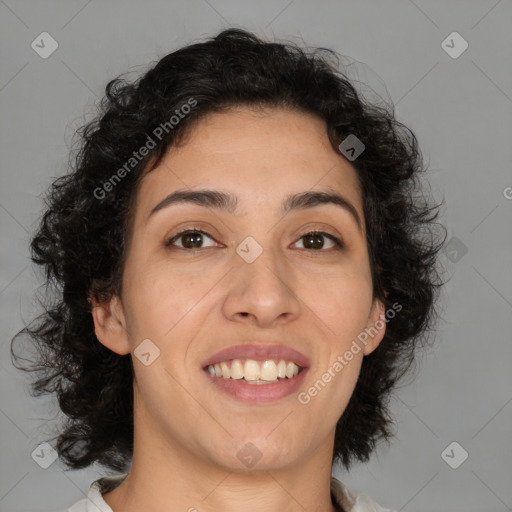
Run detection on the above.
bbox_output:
[222,243,301,328]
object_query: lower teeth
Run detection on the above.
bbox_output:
[243,378,281,385]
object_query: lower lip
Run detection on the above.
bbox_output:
[204,369,308,403]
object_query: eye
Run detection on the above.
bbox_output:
[293,231,344,251]
[165,229,218,250]
[165,229,343,252]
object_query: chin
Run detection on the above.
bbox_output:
[212,433,305,473]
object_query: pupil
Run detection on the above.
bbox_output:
[184,233,202,248]
[305,234,323,249]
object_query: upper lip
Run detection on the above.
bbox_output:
[202,344,310,369]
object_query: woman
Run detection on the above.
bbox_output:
[12,28,444,512]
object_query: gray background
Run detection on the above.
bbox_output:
[1,1,511,511]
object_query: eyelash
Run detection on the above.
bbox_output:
[165,228,344,252]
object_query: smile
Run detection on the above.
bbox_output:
[202,343,310,402]
[206,359,302,383]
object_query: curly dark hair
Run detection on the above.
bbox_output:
[11,28,446,473]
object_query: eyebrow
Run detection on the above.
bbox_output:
[147,188,362,230]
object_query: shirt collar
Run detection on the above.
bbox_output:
[80,473,393,512]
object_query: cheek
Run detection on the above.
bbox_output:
[122,261,211,343]
[303,267,373,340]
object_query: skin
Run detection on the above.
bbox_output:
[92,106,386,512]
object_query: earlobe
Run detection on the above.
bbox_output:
[362,298,387,356]
[90,294,131,356]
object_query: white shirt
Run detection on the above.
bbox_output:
[63,473,396,512]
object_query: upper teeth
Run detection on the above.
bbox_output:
[207,359,300,382]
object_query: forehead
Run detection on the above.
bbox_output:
[135,106,363,219]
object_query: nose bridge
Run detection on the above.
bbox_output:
[243,239,285,287]
[238,237,289,297]
[224,235,300,325]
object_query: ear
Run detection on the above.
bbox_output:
[90,294,131,355]
[362,298,387,356]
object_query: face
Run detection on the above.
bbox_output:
[93,106,385,473]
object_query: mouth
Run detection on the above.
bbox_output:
[201,344,309,403]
